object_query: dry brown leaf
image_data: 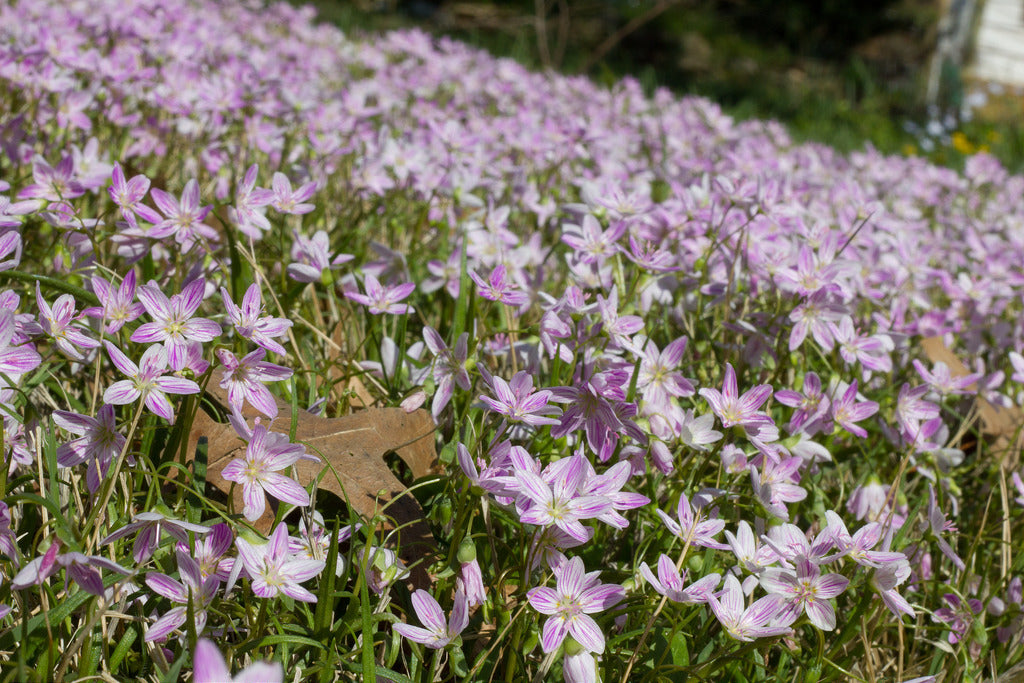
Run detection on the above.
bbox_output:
[921,336,1024,468]
[186,383,440,587]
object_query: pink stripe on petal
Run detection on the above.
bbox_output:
[541,616,569,653]
[104,380,140,405]
[185,318,222,340]
[284,559,326,583]
[267,523,290,559]
[130,323,165,344]
[178,278,205,316]
[568,614,605,654]
[234,538,264,575]
[145,608,187,642]
[104,341,138,376]
[261,473,310,507]
[805,599,836,631]
[515,472,552,506]
[146,573,187,601]
[283,583,318,602]
[155,376,201,395]
[527,586,559,614]
[145,391,175,421]
[411,590,446,632]
[394,623,438,646]
[558,557,586,595]
[136,283,172,319]
[165,338,188,371]
[815,574,850,598]
[242,484,266,521]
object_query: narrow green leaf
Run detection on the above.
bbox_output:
[187,436,208,525]
[255,634,327,650]
[314,519,341,636]
[108,624,139,674]
[359,556,375,682]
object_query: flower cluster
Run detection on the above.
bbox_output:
[0,0,1022,681]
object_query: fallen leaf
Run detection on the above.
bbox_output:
[186,383,440,587]
[921,337,1024,468]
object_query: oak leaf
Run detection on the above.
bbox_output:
[187,383,440,586]
[921,336,1023,468]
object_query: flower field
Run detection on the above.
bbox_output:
[1,0,1023,681]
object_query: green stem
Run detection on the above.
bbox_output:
[82,400,146,553]
[0,270,100,307]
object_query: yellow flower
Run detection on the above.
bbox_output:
[951,131,974,155]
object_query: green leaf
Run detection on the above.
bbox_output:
[160,647,189,683]
[255,634,327,650]
[186,436,208,525]
[108,624,140,674]
[359,553,376,682]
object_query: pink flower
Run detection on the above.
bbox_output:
[824,511,906,568]
[345,273,415,314]
[912,360,980,397]
[12,543,130,596]
[895,384,940,444]
[527,556,624,654]
[927,485,965,572]
[655,491,728,550]
[150,178,218,251]
[707,574,791,642]
[561,214,625,264]
[775,371,830,434]
[220,284,292,356]
[220,421,311,521]
[228,164,274,238]
[759,556,849,630]
[0,502,17,564]
[83,271,145,334]
[394,589,469,649]
[516,454,611,543]
[145,550,219,642]
[639,554,720,604]
[235,522,325,602]
[479,370,561,427]
[107,162,161,230]
[0,308,40,381]
[596,287,643,350]
[18,154,84,202]
[422,326,470,419]
[216,348,292,418]
[830,316,893,373]
[287,230,353,283]
[131,278,222,371]
[699,363,773,430]
[103,342,201,422]
[193,638,283,683]
[458,557,487,607]
[933,593,983,644]
[270,172,316,215]
[35,283,99,361]
[637,336,694,413]
[53,405,126,493]
[0,230,21,271]
[100,511,210,564]
[469,264,529,306]
[829,380,878,439]
[871,560,916,619]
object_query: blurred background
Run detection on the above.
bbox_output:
[299,0,1024,171]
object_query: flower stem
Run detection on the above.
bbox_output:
[82,400,146,552]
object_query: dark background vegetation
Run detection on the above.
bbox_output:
[301,0,1024,170]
